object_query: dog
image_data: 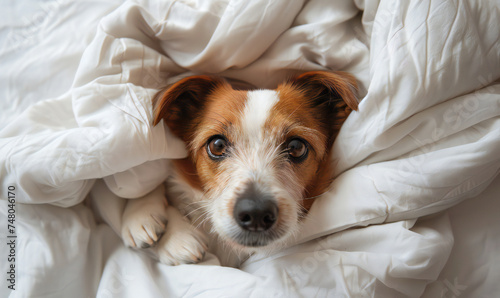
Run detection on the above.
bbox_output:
[119,71,358,266]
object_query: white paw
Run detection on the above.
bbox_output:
[121,201,168,249]
[155,208,208,265]
[122,212,167,249]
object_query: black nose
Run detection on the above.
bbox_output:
[233,184,278,232]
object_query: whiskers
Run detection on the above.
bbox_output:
[183,201,211,230]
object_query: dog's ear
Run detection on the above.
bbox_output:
[153,75,227,142]
[287,71,358,140]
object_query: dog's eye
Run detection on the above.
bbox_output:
[286,138,308,161]
[207,136,228,160]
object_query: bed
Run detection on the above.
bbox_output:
[1,0,499,297]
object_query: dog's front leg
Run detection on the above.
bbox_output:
[153,205,208,265]
[121,184,208,265]
[121,184,169,249]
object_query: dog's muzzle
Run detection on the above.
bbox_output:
[231,182,280,247]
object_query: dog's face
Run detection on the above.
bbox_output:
[153,71,358,251]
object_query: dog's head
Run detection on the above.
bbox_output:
[153,71,358,251]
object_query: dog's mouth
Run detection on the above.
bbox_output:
[229,228,284,248]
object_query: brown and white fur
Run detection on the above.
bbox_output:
[120,71,358,266]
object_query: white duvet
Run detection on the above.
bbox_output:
[1,0,500,297]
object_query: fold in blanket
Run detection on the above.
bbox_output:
[1,0,499,297]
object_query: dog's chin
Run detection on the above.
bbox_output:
[218,225,296,253]
[231,230,282,248]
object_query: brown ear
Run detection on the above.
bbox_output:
[153,75,227,142]
[288,70,358,110]
[287,70,358,141]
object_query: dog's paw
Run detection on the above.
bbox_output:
[155,208,208,265]
[121,206,168,249]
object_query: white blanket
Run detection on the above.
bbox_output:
[1,0,499,297]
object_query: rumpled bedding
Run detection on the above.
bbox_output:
[1,0,499,297]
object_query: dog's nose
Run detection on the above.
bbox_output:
[234,198,278,231]
[233,184,278,231]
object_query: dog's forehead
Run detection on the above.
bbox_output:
[204,87,320,138]
[240,89,281,138]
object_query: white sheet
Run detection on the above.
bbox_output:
[1,0,499,297]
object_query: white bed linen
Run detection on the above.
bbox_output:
[1,0,499,297]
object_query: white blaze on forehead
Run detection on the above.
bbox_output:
[241,90,280,139]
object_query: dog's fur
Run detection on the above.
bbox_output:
[120,71,358,266]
